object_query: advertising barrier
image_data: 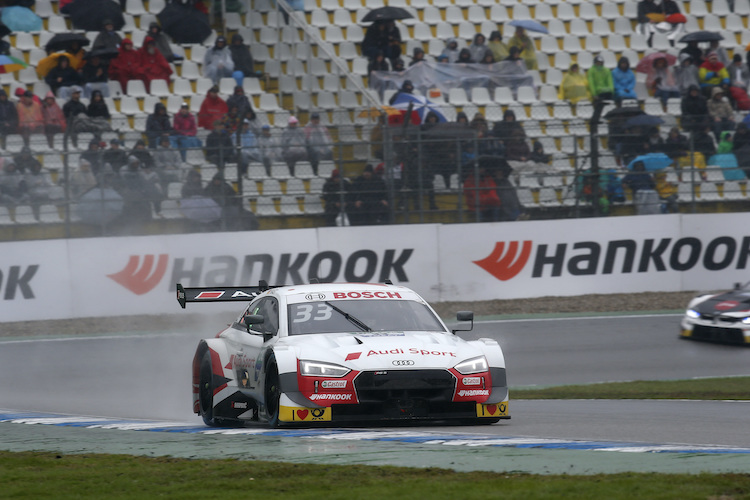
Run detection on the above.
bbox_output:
[0,213,746,322]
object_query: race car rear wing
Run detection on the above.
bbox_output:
[176,281,281,309]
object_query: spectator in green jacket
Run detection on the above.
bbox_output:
[587,55,614,101]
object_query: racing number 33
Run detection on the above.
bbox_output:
[292,304,333,323]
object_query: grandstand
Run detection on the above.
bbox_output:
[0,0,749,237]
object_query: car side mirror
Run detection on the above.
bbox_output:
[452,311,474,334]
[244,314,264,333]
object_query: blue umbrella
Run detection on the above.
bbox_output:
[390,93,447,123]
[1,6,42,32]
[627,153,673,172]
[508,20,548,34]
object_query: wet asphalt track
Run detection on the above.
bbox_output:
[2,312,750,473]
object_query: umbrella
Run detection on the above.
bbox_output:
[75,187,124,225]
[422,121,477,139]
[67,0,125,31]
[508,19,548,34]
[389,93,447,123]
[157,3,211,44]
[679,31,724,43]
[604,106,644,121]
[0,22,11,40]
[180,196,222,223]
[624,114,664,128]
[635,52,677,73]
[44,32,90,53]
[360,6,413,23]
[627,153,673,172]
[35,52,69,78]
[1,6,42,32]
[83,47,120,60]
[0,54,26,74]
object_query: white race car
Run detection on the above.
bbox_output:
[178,282,509,427]
[681,282,750,345]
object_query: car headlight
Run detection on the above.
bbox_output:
[686,309,700,319]
[299,360,350,378]
[742,317,750,325]
[454,356,488,375]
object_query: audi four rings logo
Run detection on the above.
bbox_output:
[305,293,326,300]
[392,360,415,366]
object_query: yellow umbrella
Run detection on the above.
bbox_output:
[36,52,69,79]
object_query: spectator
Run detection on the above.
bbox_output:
[707,86,735,139]
[587,55,614,100]
[81,53,110,98]
[152,135,182,190]
[86,90,110,120]
[368,50,389,78]
[16,90,43,147]
[558,63,591,104]
[530,140,551,165]
[229,34,256,88]
[468,33,487,64]
[0,159,27,206]
[204,172,258,230]
[205,120,237,170]
[80,139,104,175]
[508,26,537,71]
[664,126,689,158]
[349,164,388,225]
[441,38,460,63]
[108,39,143,94]
[729,53,750,92]
[622,160,659,215]
[636,0,661,24]
[383,20,402,65]
[69,158,97,198]
[693,124,717,165]
[391,57,405,72]
[455,111,469,125]
[131,139,155,169]
[40,91,65,149]
[226,85,254,117]
[145,102,172,148]
[674,53,700,96]
[646,55,681,106]
[494,160,523,221]
[203,36,234,84]
[734,123,750,151]
[146,22,176,63]
[409,47,425,67]
[181,168,204,198]
[456,48,473,64]
[62,86,86,148]
[487,31,509,63]
[463,163,501,222]
[492,108,524,142]
[304,112,333,176]
[92,18,122,53]
[118,155,157,224]
[321,168,351,226]
[645,127,666,153]
[197,86,228,130]
[654,171,679,213]
[361,20,388,61]
[14,146,41,174]
[680,41,704,67]
[220,103,242,134]
[171,103,202,162]
[470,112,489,135]
[479,50,495,65]
[280,115,307,176]
[612,57,637,102]
[24,159,62,217]
[699,52,730,95]
[235,118,260,176]
[388,79,414,105]
[705,40,730,67]
[139,37,172,93]
[256,124,279,176]
[0,89,18,149]
[103,138,128,173]
[681,84,709,133]
[45,56,82,100]
[65,41,86,71]
[504,128,532,162]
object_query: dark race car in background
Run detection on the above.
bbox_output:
[681,282,750,345]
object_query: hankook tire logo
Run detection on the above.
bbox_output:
[305,293,326,300]
[392,360,415,366]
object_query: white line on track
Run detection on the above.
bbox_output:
[479,313,684,324]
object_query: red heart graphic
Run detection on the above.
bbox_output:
[487,405,497,415]
[297,409,309,420]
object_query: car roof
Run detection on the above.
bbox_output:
[270,283,425,304]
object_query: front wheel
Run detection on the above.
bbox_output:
[264,357,282,427]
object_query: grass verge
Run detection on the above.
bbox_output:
[512,376,750,400]
[2,451,750,500]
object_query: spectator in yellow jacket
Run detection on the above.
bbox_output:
[558,63,591,104]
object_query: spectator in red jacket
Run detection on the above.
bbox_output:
[139,36,173,93]
[171,103,202,161]
[464,164,501,222]
[108,38,144,93]
[197,86,228,130]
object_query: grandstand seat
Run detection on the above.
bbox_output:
[149,79,170,98]
[554,52,572,70]
[539,85,558,104]
[259,93,281,111]
[584,35,604,54]
[14,32,36,51]
[529,103,551,120]
[303,194,325,214]
[545,19,565,38]
[494,87,514,105]
[448,88,470,107]
[517,86,537,104]
[562,35,582,54]
[470,87,492,106]
[540,36,559,55]
[457,21,475,40]
[613,17,634,36]
[126,79,148,98]
[592,18,612,37]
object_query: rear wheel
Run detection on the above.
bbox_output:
[199,350,229,427]
[264,357,281,427]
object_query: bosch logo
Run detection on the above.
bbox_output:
[305,293,326,300]
[392,360,415,366]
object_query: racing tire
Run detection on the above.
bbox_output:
[264,356,282,428]
[199,351,231,427]
[461,417,502,425]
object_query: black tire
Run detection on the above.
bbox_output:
[264,357,282,427]
[199,350,226,427]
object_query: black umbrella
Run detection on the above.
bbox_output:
[360,6,413,23]
[157,3,211,44]
[83,47,119,60]
[67,0,125,31]
[0,22,11,40]
[604,106,645,121]
[624,114,664,128]
[45,32,90,53]
[679,31,724,43]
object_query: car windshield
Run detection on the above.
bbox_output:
[287,300,445,335]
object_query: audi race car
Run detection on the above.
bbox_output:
[680,282,750,345]
[178,281,509,427]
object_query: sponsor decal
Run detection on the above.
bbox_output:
[392,360,415,366]
[231,402,248,409]
[476,402,508,418]
[332,291,402,299]
[309,393,353,401]
[355,332,405,337]
[458,389,490,397]
[108,254,169,295]
[321,380,347,389]
[715,300,740,311]
[0,265,38,300]
[345,352,362,361]
[195,291,225,299]
[475,236,750,281]
[279,405,331,422]
[366,348,457,357]
[462,377,482,386]
[305,293,326,300]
